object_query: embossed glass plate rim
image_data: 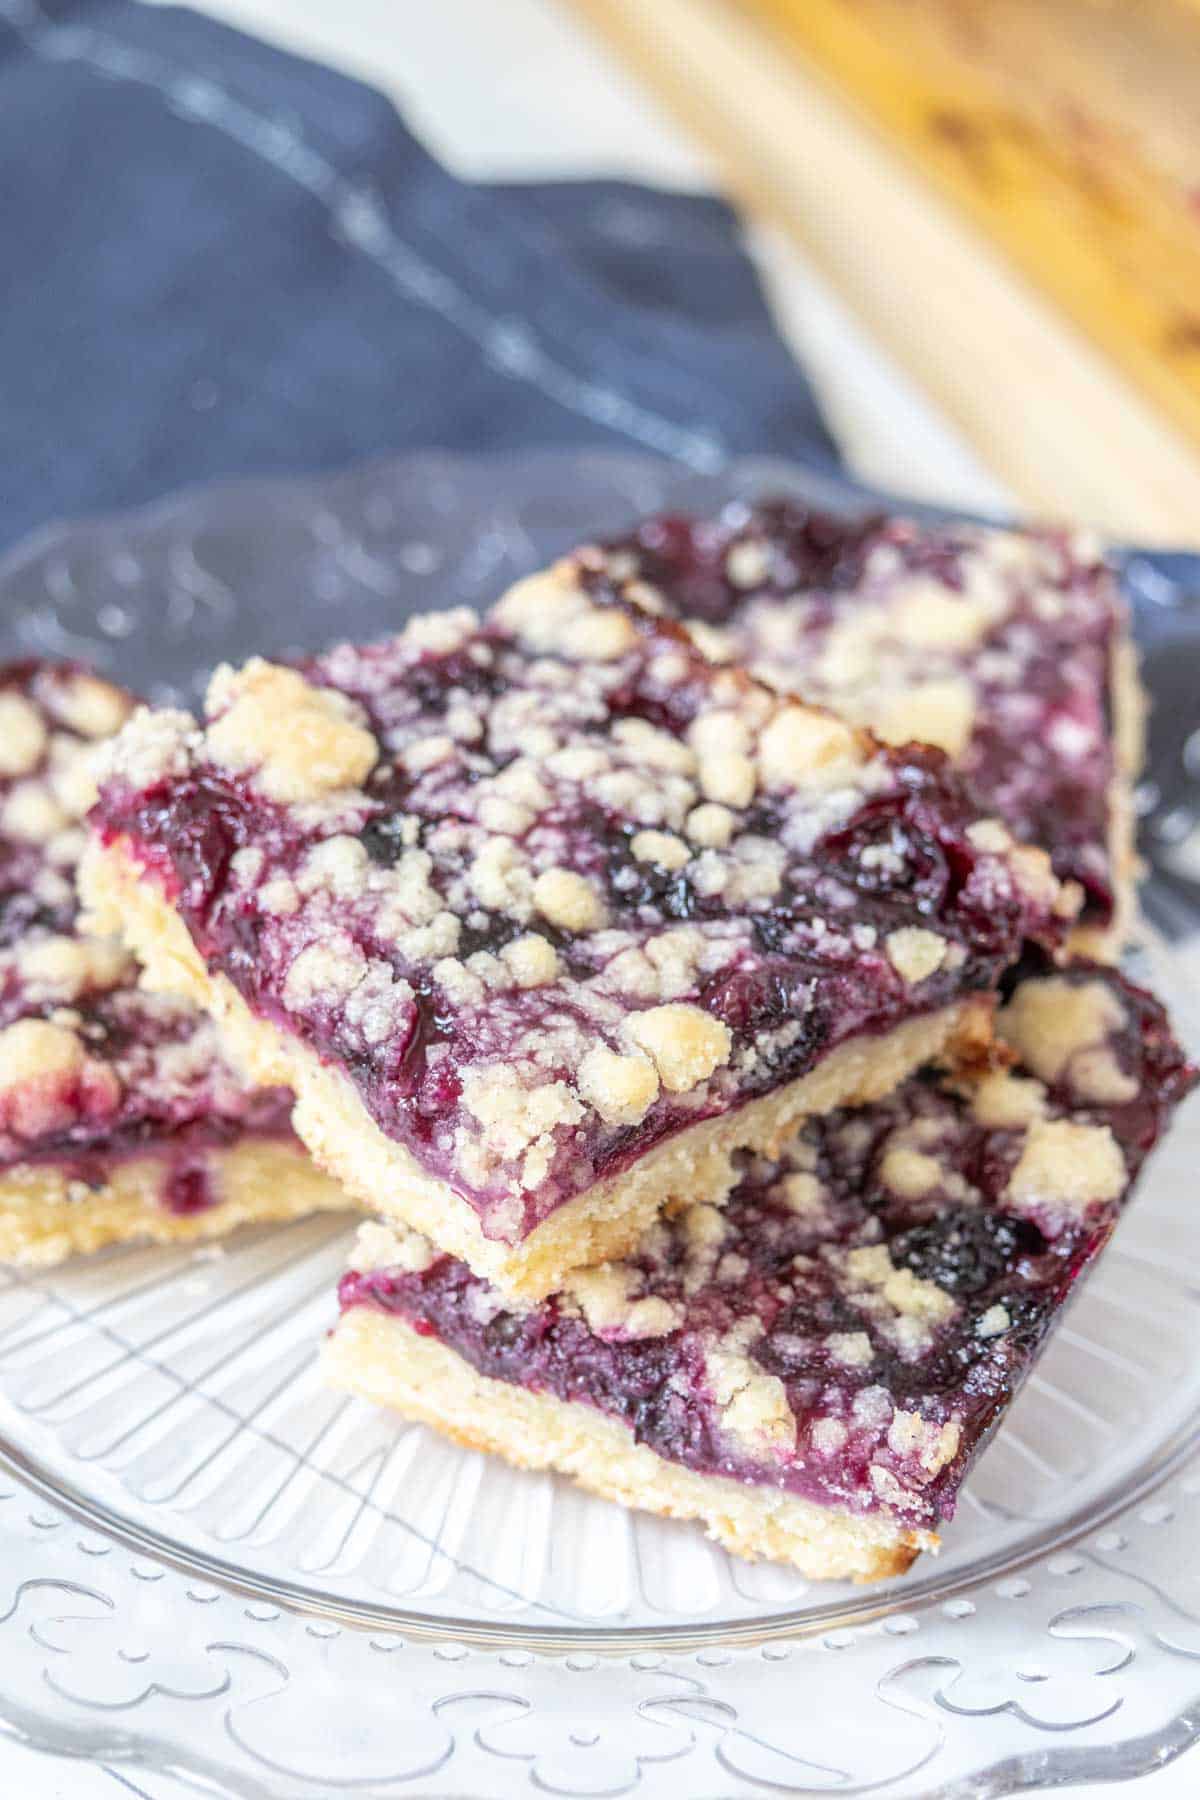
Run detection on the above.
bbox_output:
[0,1400,1197,1652]
[0,448,1196,1660]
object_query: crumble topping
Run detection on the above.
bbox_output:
[625,1002,732,1094]
[827,1331,875,1369]
[0,1018,120,1143]
[460,1068,584,1192]
[885,928,949,986]
[16,933,132,1003]
[0,693,48,778]
[705,1339,797,1458]
[685,802,735,849]
[93,576,1073,1246]
[969,1070,1047,1129]
[0,661,301,1186]
[876,677,977,758]
[92,706,196,793]
[887,1409,962,1476]
[889,578,1002,649]
[4,779,70,846]
[206,659,377,803]
[532,867,607,933]
[1006,1118,1126,1216]
[999,974,1138,1104]
[48,672,134,741]
[502,934,560,989]
[757,703,863,787]
[566,1263,682,1339]
[630,829,690,871]
[590,501,1133,932]
[576,1044,659,1126]
[841,1242,957,1354]
[879,1143,943,1198]
[0,1017,89,1087]
[340,956,1194,1531]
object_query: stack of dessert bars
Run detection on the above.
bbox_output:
[1,503,1190,1582]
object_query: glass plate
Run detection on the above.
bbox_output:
[0,450,1198,1798]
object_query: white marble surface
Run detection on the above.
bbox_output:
[5,1,1194,1793]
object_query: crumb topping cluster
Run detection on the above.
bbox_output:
[94,582,1072,1242]
[339,959,1194,1527]
[588,502,1127,925]
[0,662,295,1187]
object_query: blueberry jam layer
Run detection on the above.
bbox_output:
[0,661,298,1192]
[0,984,297,1174]
[94,583,1071,1246]
[591,502,1129,924]
[11,1114,288,1216]
[340,960,1194,1528]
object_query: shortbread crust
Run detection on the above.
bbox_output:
[324,1309,929,1582]
[0,1136,353,1267]
[0,660,350,1264]
[328,959,1194,1576]
[85,839,989,1297]
[86,583,1071,1298]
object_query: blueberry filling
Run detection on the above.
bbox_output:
[341,961,1195,1526]
[95,595,1070,1246]
[0,660,307,1212]
[597,503,1126,926]
[890,1207,1040,1298]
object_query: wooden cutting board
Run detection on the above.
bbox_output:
[738,0,1200,452]
[569,0,1200,542]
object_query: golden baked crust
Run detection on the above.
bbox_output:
[0,1135,354,1267]
[323,1306,929,1582]
[86,581,1072,1302]
[0,658,356,1263]
[1069,635,1144,961]
[85,836,992,1302]
[329,953,1193,1582]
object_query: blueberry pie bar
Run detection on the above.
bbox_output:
[580,502,1141,958]
[86,579,1074,1300]
[326,959,1193,1581]
[0,661,351,1265]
